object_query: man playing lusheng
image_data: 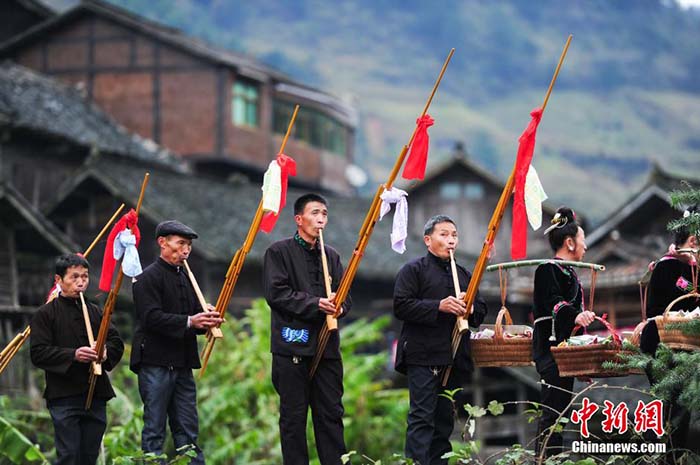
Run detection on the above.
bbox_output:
[130,220,222,464]
[31,253,124,465]
[263,193,352,465]
[393,215,488,465]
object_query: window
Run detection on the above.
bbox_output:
[272,100,347,155]
[440,182,461,199]
[440,182,485,200]
[464,182,484,200]
[232,80,259,127]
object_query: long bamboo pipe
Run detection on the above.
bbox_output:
[86,174,149,408]
[198,105,300,377]
[309,49,455,379]
[0,203,125,376]
[442,35,573,386]
[308,229,336,377]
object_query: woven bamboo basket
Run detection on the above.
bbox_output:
[655,292,700,351]
[551,316,639,378]
[471,307,533,368]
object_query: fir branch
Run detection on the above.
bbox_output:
[667,319,700,336]
[669,183,700,209]
[667,217,700,233]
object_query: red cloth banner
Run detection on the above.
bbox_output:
[511,107,543,260]
[402,114,434,180]
[99,209,141,291]
[260,153,297,233]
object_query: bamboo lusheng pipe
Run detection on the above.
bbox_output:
[308,229,337,377]
[442,35,572,387]
[0,327,30,374]
[86,174,149,409]
[307,49,455,379]
[333,49,454,310]
[449,250,469,332]
[318,229,336,329]
[84,204,126,257]
[183,260,210,316]
[485,259,605,272]
[199,105,300,377]
[0,203,126,377]
[80,292,101,376]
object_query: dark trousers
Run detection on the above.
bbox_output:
[536,361,574,458]
[271,354,346,465]
[137,365,204,465]
[405,365,463,465]
[47,395,107,465]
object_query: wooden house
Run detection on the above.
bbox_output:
[584,163,700,328]
[0,0,358,194]
[0,182,77,394]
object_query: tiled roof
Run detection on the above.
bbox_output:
[0,62,185,170]
[48,158,480,281]
[0,0,355,125]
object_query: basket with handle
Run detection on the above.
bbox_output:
[471,267,533,367]
[655,291,700,351]
[471,307,534,367]
[551,316,640,378]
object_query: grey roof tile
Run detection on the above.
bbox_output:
[54,158,479,280]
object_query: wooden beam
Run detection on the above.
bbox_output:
[152,41,161,143]
[87,16,96,101]
[215,66,226,157]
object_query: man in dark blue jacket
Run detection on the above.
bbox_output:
[394,215,487,465]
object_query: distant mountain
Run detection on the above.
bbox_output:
[95,0,700,220]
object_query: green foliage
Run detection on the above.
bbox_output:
[2,299,407,464]
[111,446,196,465]
[342,450,415,465]
[667,319,700,336]
[668,182,700,237]
[487,399,505,416]
[0,416,47,464]
[604,343,700,412]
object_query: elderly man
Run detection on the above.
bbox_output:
[130,220,222,464]
[393,215,488,465]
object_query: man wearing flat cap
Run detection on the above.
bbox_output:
[131,220,222,464]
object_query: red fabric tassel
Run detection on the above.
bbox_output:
[260,153,297,233]
[99,209,141,291]
[511,107,543,260]
[402,114,434,180]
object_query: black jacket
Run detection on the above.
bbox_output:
[393,252,487,374]
[30,295,123,400]
[532,261,583,367]
[263,236,351,359]
[640,257,698,355]
[130,258,204,373]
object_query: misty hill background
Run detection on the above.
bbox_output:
[51,0,700,221]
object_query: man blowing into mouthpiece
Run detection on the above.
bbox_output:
[263,193,352,465]
[130,220,222,464]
